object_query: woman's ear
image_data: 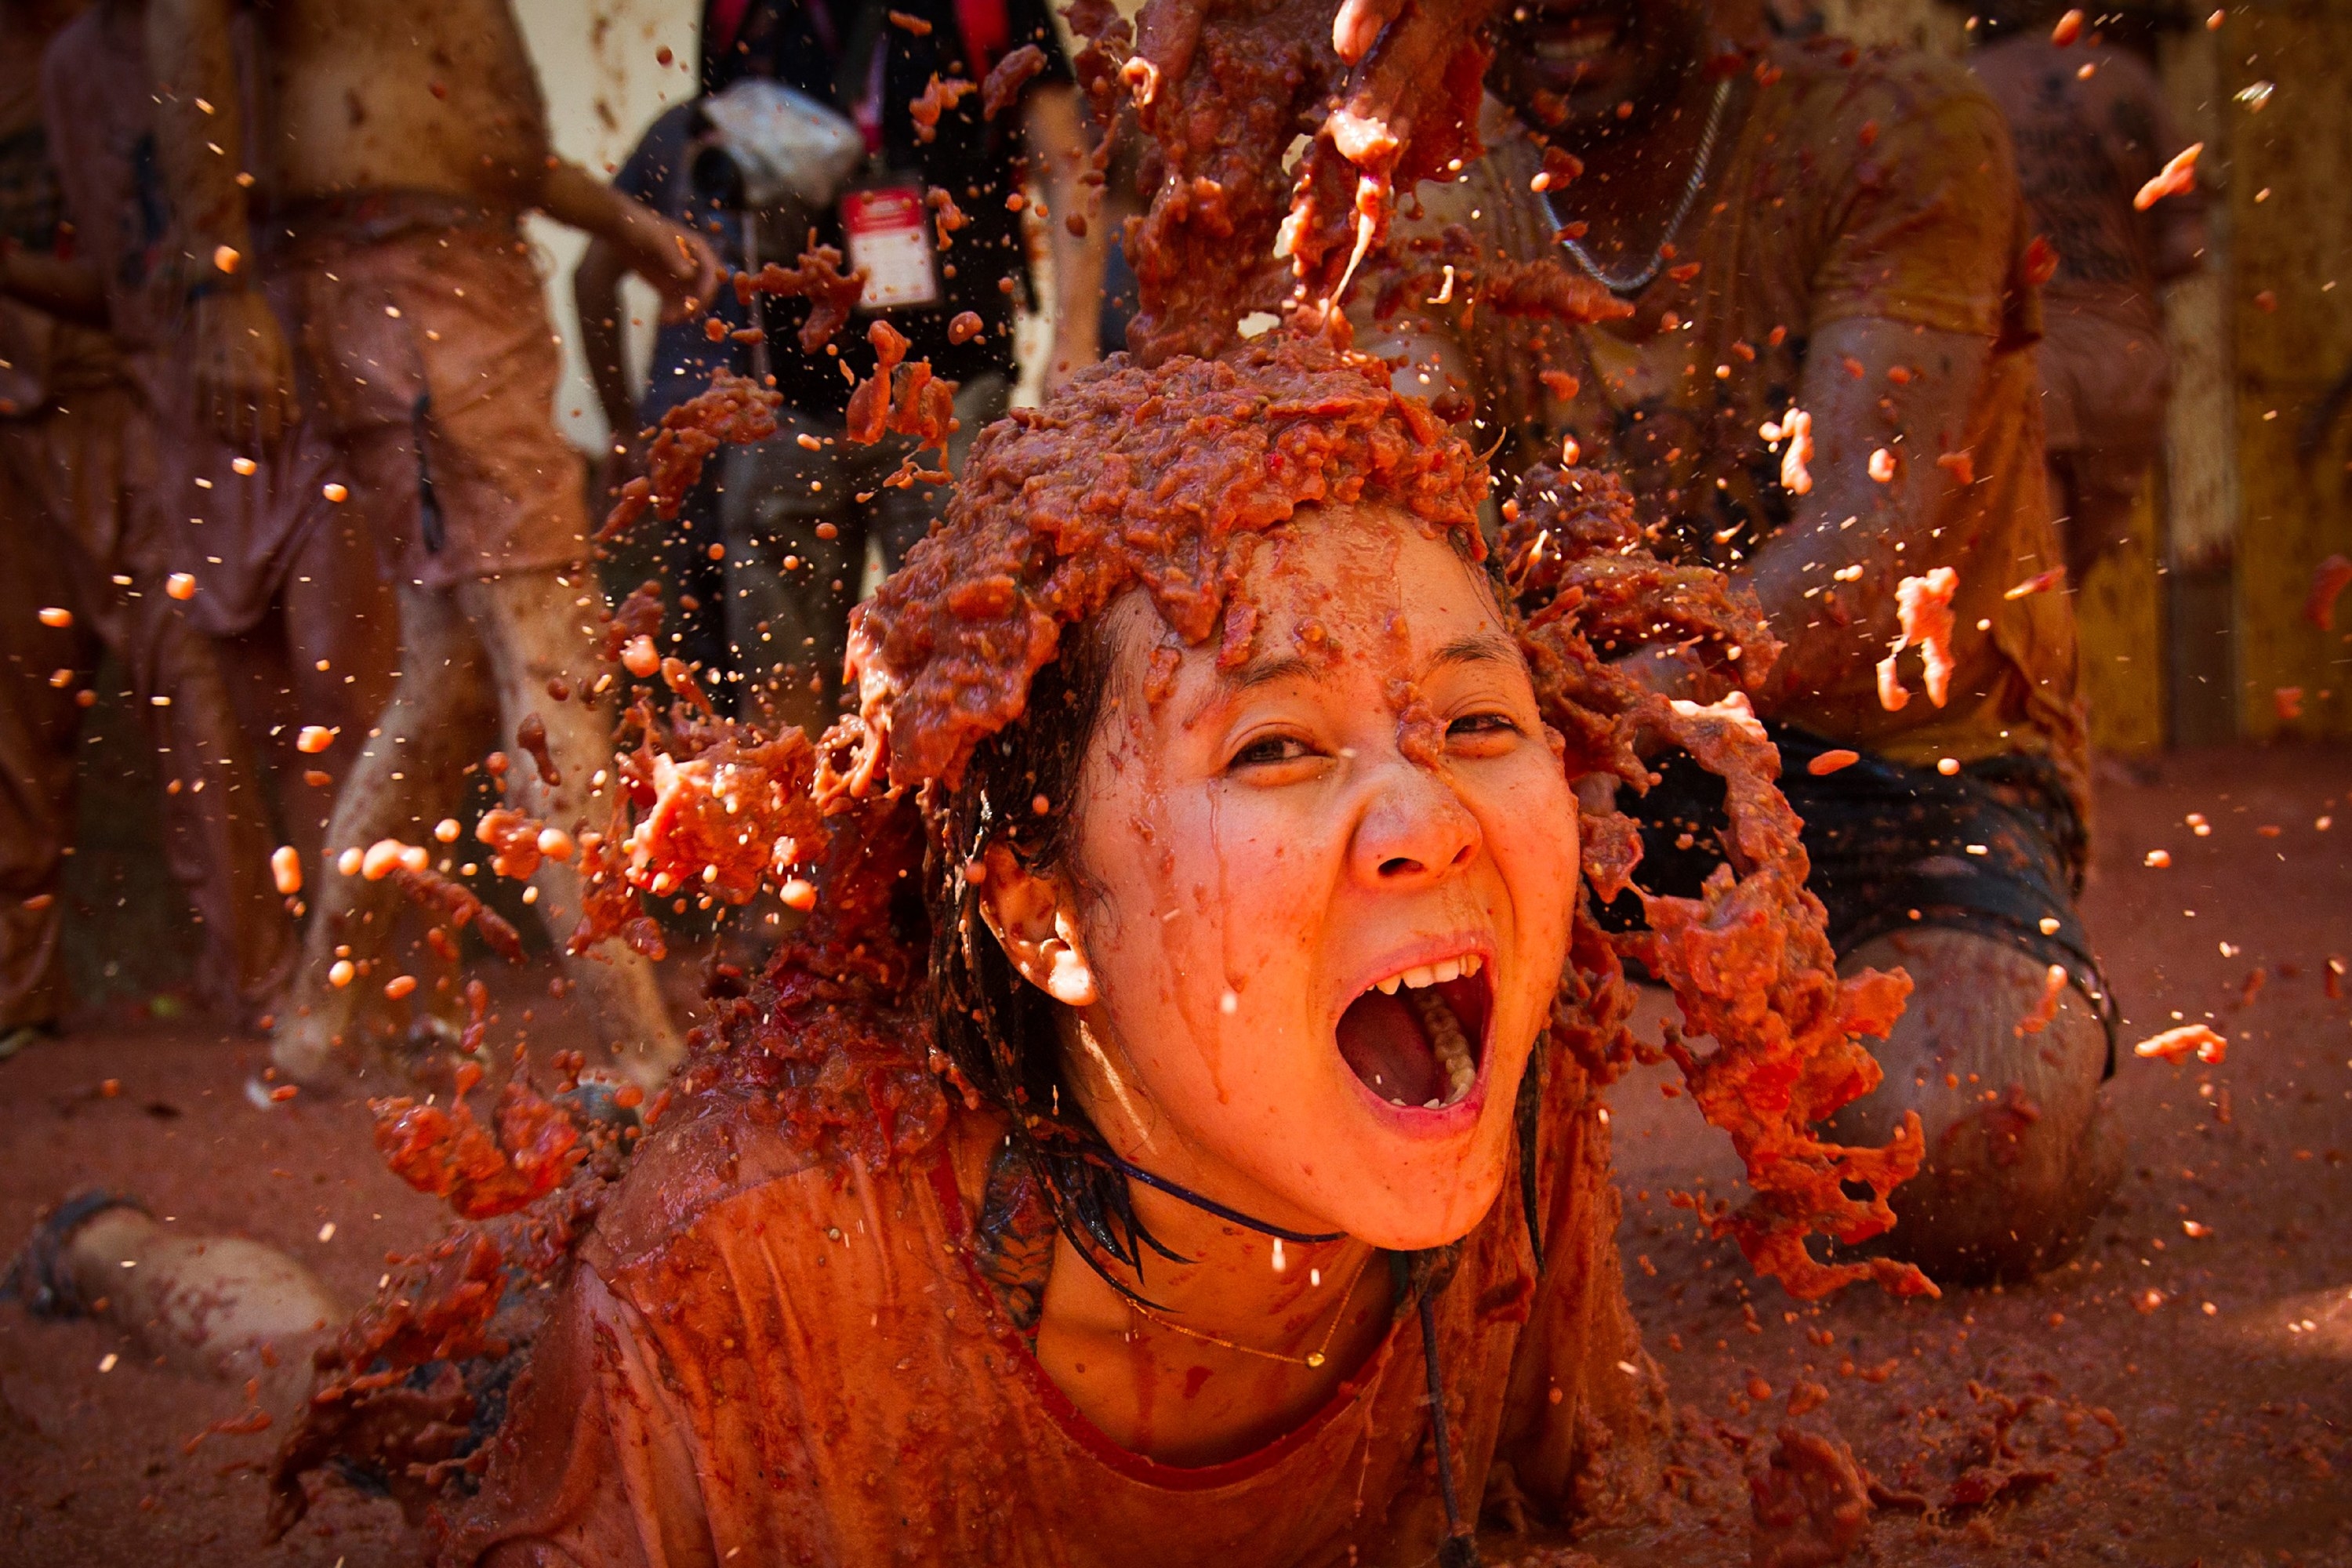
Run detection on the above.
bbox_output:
[975,841,1098,1007]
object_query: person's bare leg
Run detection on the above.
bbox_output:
[212,615,303,802]
[272,582,495,1083]
[276,511,401,869]
[18,1197,339,1428]
[0,426,92,1050]
[129,575,297,1022]
[458,571,683,1088]
[1824,927,2121,1283]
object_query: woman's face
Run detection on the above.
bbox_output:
[1025,506,1581,1251]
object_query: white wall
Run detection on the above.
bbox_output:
[513,0,704,455]
[1815,0,1967,57]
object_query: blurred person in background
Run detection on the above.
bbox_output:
[34,0,396,878]
[692,0,1099,738]
[575,6,788,714]
[1969,0,2208,584]
[0,0,292,1058]
[1090,103,1145,358]
[146,0,722,1090]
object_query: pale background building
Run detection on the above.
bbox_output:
[514,0,703,458]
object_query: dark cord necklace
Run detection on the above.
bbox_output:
[1098,1151,1347,1244]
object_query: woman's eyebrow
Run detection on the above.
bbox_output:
[1429,630,1522,670]
[1181,651,1316,728]
[1228,652,1316,691]
[1192,632,1517,724]
[1217,633,1512,700]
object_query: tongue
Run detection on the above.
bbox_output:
[1336,990,1443,1106]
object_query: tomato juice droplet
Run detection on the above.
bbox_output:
[361,840,411,880]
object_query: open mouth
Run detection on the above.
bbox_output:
[1514,2,1635,90]
[1532,21,1618,66]
[1335,954,1494,1112]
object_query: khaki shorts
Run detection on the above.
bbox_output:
[279,213,588,588]
[132,345,351,637]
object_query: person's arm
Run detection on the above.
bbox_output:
[539,162,720,325]
[147,0,296,445]
[1616,321,1991,708]
[572,234,642,495]
[1628,71,2016,710]
[1353,307,1478,405]
[1021,82,1102,391]
[1332,132,1470,397]
[1737,318,1988,710]
[2140,74,2209,285]
[0,241,108,327]
[2151,196,2208,286]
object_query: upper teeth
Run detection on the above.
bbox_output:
[1373,954,1480,996]
[1535,31,1613,63]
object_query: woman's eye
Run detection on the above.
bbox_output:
[1229,733,1316,769]
[1447,712,1522,744]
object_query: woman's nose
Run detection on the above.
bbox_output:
[1350,762,1482,887]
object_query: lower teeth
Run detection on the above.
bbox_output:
[1404,988,1477,1108]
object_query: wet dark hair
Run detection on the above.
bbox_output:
[923,610,1186,1286]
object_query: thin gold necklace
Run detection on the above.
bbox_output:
[1125,1249,1377,1370]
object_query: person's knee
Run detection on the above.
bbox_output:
[42,1202,342,1410]
[459,570,604,686]
[1829,927,2119,1283]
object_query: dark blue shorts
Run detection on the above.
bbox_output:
[1596,724,2118,1076]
